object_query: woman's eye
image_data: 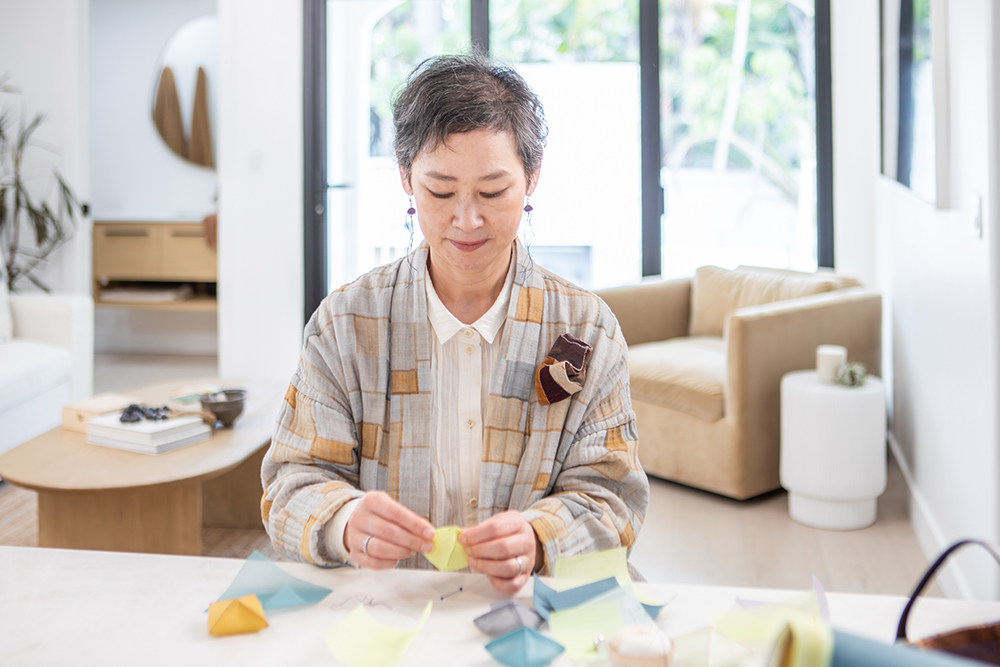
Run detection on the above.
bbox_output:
[429,191,453,199]
[481,189,507,199]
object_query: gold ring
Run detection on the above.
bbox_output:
[363,535,373,556]
[516,556,523,577]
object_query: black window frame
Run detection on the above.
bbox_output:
[304,0,834,319]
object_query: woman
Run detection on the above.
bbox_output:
[262,54,649,595]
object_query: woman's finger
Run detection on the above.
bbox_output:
[354,534,414,562]
[465,532,531,561]
[468,554,528,579]
[460,510,521,546]
[367,492,436,542]
[351,512,432,555]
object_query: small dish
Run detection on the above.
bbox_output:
[200,389,246,428]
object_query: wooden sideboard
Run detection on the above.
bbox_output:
[92,220,217,312]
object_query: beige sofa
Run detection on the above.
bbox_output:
[597,266,882,500]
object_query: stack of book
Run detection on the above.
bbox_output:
[86,412,211,454]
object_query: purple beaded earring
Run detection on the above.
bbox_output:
[405,197,415,254]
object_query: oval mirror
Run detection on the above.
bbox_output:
[151,15,219,169]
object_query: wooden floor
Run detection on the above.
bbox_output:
[0,353,940,597]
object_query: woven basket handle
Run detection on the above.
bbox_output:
[896,539,1000,642]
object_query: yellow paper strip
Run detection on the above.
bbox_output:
[553,547,630,586]
[326,601,433,667]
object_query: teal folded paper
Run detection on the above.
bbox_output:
[215,551,332,610]
[831,631,982,667]
[486,627,565,667]
[532,575,619,621]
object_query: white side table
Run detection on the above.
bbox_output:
[780,370,887,530]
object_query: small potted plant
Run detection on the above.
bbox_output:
[0,76,85,292]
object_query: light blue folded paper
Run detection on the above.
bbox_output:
[486,627,565,667]
[214,551,332,610]
[475,601,544,637]
[531,575,619,621]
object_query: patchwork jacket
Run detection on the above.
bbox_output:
[261,241,649,571]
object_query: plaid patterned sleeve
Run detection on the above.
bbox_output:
[520,310,649,575]
[260,299,369,566]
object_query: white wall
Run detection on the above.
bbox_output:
[0,0,90,295]
[217,0,304,383]
[833,0,1000,599]
[89,0,217,219]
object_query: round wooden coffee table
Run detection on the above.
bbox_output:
[0,378,284,555]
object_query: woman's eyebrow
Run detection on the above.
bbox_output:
[422,169,510,181]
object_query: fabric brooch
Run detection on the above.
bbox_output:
[534,333,593,406]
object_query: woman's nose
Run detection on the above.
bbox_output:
[453,198,484,231]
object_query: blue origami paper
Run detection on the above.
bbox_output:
[214,551,332,610]
[486,627,565,667]
[641,601,666,619]
[531,575,619,621]
[474,601,544,637]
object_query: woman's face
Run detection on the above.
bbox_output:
[401,128,538,283]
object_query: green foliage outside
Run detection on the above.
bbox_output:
[367,0,815,203]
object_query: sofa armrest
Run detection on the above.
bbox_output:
[722,288,882,492]
[726,286,882,421]
[595,278,691,346]
[9,293,94,401]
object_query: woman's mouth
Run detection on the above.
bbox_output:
[449,239,488,252]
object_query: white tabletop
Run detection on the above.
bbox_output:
[2,546,997,666]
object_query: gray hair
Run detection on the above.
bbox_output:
[392,54,548,187]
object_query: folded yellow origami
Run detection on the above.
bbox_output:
[207,594,269,636]
[424,526,468,572]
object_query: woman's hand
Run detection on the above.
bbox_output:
[460,511,542,595]
[344,491,435,570]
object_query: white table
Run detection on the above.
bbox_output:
[780,370,887,530]
[2,546,998,666]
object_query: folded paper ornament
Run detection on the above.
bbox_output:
[532,575,619,621]
[424,526,468,572]
[214,550,332,610]
[207,594,268,636]
[486,627,565,667]
[475,601,545,637]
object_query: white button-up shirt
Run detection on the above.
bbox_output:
[325,260,514,562]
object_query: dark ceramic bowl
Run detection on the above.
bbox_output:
[199,389,246,428]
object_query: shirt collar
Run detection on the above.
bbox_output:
[425,257,514,345]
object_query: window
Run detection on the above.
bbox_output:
[304,0,832,318]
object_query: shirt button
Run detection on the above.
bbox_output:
[465,345,474,354]
[469,498,478,508]
[466,418,475,428]
[463,329,474,338]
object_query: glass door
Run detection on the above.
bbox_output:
[326,0,470,290]
[658,0,818,278]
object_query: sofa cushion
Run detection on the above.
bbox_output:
[0,340,72,413]
[628,335,725,423]
[0,279,11,344]
[689,265,842,337]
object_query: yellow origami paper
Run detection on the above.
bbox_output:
[549,599,625,661]
[425,526,468,572]
[713,592,821,653]
[326,601,433,667]
[207,594,269,636]
[672,628,752,667]
[553,546,630,586]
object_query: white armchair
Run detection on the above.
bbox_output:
[0,292,93,458]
